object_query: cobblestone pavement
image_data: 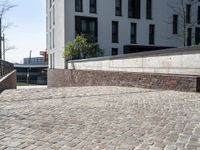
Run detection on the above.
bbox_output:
[0,86,200,150]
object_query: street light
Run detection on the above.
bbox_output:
[27,50,32,84]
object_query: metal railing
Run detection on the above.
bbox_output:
[0,59,14,78]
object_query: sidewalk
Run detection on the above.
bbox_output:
[0,86,200,149]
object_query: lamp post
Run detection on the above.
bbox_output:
[27,50,32,84]
[0,17,2,60]
[0,18,2,77]
[2,33,5,60]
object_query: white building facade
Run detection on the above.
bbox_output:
[46,0,200,69]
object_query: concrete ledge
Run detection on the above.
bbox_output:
[0,70,17,93]
[68,46,200,75]
[48,69,200,92]
[69,46,200,62]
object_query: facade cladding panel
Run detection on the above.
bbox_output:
[46,0,200,69]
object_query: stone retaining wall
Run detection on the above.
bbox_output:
[0,70,17,93]
[48,69,200,92]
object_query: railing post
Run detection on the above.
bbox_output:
[0,60,3,77]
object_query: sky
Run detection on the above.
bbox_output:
[3,0,46,63]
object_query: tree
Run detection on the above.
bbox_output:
[168,0,199,46]
[63,34,104,60]
[2,34,15,60]
[0,0,15,59]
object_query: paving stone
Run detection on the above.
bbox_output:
[0,86,200,149]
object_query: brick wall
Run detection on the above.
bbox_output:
[48,69,200,92]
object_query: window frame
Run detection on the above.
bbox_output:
[173,14,178,34]
[112,48,118,56]
[149,24,155,45]
[115,0,122,16]
[146,0,152,19]
[128,0,141,19]
[75,0,83,12]
[130,23,137,44]
[112,21,119,43]
[90,0,97,13]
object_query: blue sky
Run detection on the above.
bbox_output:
[4,0,46,63]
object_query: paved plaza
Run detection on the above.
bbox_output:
[0,86,200,150]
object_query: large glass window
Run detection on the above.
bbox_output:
[128,0,141,18]
[75,16,98,42]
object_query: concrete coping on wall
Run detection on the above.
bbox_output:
[0,70,16,93]
[0,70,16,82]
[68,46,200,63]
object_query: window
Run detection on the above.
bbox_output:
[128,0,141,19]
[46,0,48,12]
[149,24,155,45]
[53,5,55,25]
[53,29,55,48]
[112,21,119,43]
[46,16,48,32]
[195,27,200,44]
[52,53,55,69]
[198,6,200,24]
[112,48,118,55]
[146,0,152,19]
[49,54,52,69]
[75,0,83,12]
[49,11,51,29]
[46,34,48,50]
[187,28,192,46]
[90,0,97,13]
[131,23,137,44]
[173,14,178,34]
[115,0,122,16]
[186,4,191,24]
[50,0,52,8]
[50,55,53,68]
[75,16,98,42]
[50,31,52,49]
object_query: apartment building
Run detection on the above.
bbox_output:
[46,0,200,69]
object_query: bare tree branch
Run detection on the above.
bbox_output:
[167,0,199,46]
[0,0,16,19]
[5,45,15,52]
[2,22,12,32]
[0,0,16,59]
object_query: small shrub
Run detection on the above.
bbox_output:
[63,34,104,60]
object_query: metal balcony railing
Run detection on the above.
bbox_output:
[0,59,14,78]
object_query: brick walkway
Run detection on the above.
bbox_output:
[0,86,200,150]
